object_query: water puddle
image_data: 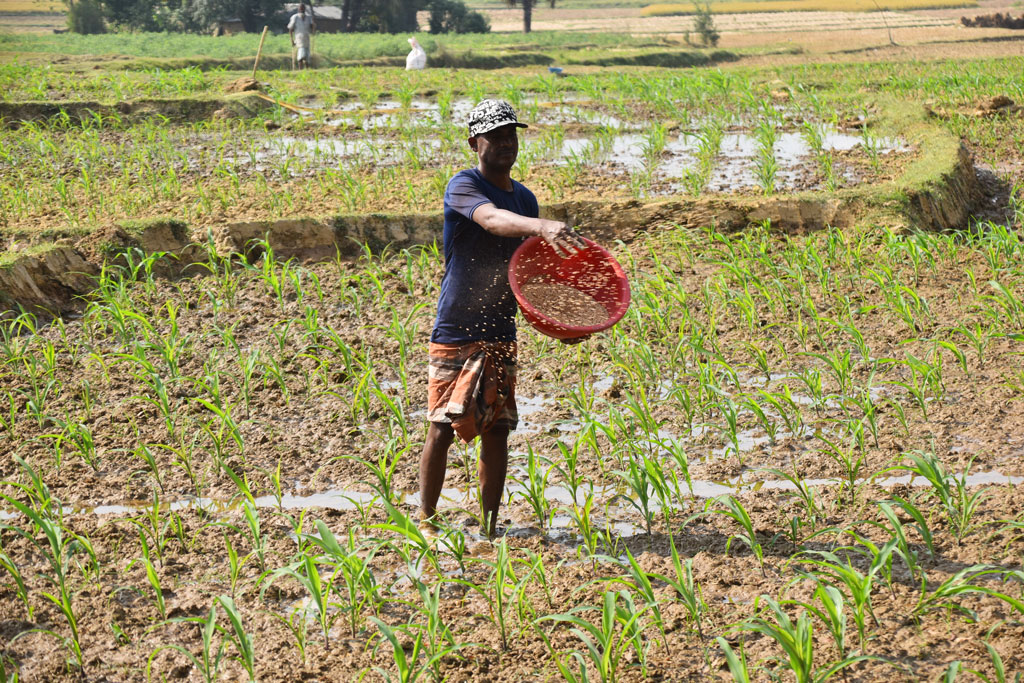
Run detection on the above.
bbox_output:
[516,393,556,434]
[234,96,911,194]
[5,470,1015,524]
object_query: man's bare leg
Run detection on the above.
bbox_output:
[479,426,509,537]
[419,421,454,522]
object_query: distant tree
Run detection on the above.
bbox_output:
[458,8,488,32]
[503,0,555,34]
[328,0,423,32]
[94,0,281,32]
[427,0,489,33]
[690,0,718,47]
[357,0,421,32]
[65,0,106,33]
[98,0,164,30]
[84,0,428,33]
[339,0,363,31]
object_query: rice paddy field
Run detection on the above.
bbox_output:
[2,22,1024,683]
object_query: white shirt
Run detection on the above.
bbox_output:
[287,13,314,37]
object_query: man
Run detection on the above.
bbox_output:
[287,3,315,70]
[419,99,585,538]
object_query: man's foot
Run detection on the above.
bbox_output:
[417,516,440,540]
[468,538,496,556]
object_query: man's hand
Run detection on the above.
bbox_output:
[538,220,586,258]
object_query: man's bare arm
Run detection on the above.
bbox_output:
[473,203,593,344]
[471,203,584,256]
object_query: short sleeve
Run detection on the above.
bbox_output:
[287,14,296,29]
[445,173,491,221]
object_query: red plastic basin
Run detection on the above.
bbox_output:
[509,236,631,340]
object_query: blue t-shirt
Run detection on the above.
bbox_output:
[431,168,538,343]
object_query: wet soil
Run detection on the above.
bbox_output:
[2,215,1024,680]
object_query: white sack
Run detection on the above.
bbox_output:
[406,37,426,70]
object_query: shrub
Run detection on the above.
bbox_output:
[67,0,106,34]
[459,10,491,33]
[691,1,719,46]
[427,0,491,33]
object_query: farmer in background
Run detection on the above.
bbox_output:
[419,99,586,538]
[288,3,315,70]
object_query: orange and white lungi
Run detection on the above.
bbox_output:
[426,341,518,442]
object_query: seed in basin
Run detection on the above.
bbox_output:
[521,280,608,328]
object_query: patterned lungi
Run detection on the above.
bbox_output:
[427,341,518,442]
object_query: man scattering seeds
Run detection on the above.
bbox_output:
[419,99,586,538]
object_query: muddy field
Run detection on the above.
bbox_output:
[2,210,1024,680]
[4,14,1024,682]
[0,58,922,251]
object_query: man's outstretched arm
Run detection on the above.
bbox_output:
[471,204,584,256]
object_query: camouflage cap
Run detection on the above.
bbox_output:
[467,99,528,137]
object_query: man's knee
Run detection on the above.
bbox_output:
[479,426,509,452]
[427,421,455,443]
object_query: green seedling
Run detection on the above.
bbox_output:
[216,596,257,682]
[914,565,1024,620]
[815,430,868,504]
[598,548,665,644]
[304,521,381,637]
[512,445,554,528]
[269,608,309,667]
[612,455,657,535]
[462,539,521,651]
[735,595,878,682]
[794,538,897,651]
[687,495,766,576]
[717,636,752,682]
[260,554,339,647]
[539,589,652,683]
[965,640,1022,683]
[762,467,825,536]
[369,616,465,683]
[543,439,586,505]
[652,537,705,637]
[223,534,249,600]
[0,546,32,619]
[148,601,226,683]
[1,494,93,673]
[129,534,167,619]
[790,584,850,662]
[896,450,988,544]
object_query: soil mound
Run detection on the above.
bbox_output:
[973,95,1021,117]
[225,76,261,93]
